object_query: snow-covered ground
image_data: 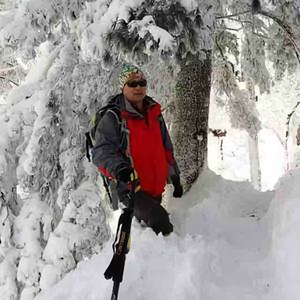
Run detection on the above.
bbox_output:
[1,2,300,300]
[34,165,300,300]
[32,64,300,300]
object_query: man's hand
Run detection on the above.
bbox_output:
[171,175,183,198]
[117,168,140,207]
[117,167,135,183]
[117,167,140,191]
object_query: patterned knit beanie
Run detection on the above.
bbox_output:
[119,63,146,89]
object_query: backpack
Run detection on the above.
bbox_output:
[85,95,121,161]
[85,95,122,210]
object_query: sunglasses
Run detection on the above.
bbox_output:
[126,80,147,88]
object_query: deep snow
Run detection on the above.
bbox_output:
[34,167,300,300]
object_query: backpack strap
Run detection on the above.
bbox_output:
[85,132,94,162]
[90,105,121,141]
[122,121,133,165]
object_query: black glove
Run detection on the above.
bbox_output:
[171,175,183,198]
[117,167,135,183]
[116,167,140,206]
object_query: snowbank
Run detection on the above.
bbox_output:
[35,169,298,300]
[269,167,300,299]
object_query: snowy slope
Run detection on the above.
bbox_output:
[33,167,300,300]
[269,167,300,300]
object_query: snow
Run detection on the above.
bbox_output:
[1,2,300,299]
[22,32,299,298]
[33,164,300,300]
[81,0,145,63]
[128,16,176,54]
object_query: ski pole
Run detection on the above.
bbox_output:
[104,193,134,300]
[111,281,120,300]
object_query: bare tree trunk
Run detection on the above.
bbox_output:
[172,54,212,191]
[246,76,262,190]
[248,134,262,191]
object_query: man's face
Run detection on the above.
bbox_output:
[123,80,147,104]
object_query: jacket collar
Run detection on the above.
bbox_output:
[114,94,160,119]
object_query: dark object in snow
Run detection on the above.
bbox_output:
[252,0,261,14]
[209,129,227,161]
[210,129,227,138]
[296,128,300,146]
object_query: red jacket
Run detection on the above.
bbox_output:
[92,95,180,197]
[125,103,169,196]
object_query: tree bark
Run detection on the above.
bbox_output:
[172,54,212,190]
[248,134,261,191]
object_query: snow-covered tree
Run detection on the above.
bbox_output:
[1,1,112,299]
[96,0,220,190]
[0,0,300,299]
[85,0,300,190]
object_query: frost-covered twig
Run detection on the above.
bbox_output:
[3,206,9,224]
[0,76,19,86]
[216,10,252,20]
[224,18,253,25]
[216,8,300,63]
[252,32,270,40]
[286,102,300,138]
[0,66,19,73]
[259,11,300,64]
[285,101,300,169]
[286,102,300,126]
[215,38,225,60]
[223,27,243,32]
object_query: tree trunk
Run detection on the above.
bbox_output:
[248,134,262,191]
[246,76,262,190]
[172,54,212,191]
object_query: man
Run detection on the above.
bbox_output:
[92,64,183,236]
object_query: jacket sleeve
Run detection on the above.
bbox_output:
[92,110,130,178]
[159,115,181,179]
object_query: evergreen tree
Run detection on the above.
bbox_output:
[0,0,300,299]
[103,0,219,190]
[1,1,112,298]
